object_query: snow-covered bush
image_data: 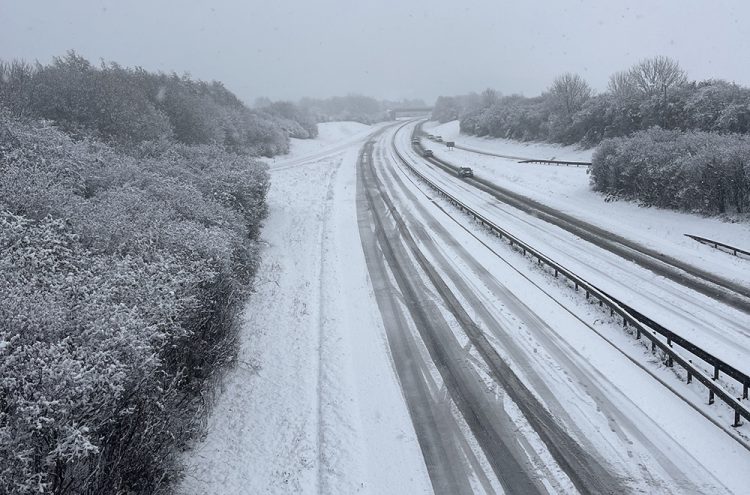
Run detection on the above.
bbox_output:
[591,128,750,214]
[0,52,316,156]
[0,114,269,493]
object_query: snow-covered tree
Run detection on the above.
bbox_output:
[548,72,592,117]
[627,56,688,102]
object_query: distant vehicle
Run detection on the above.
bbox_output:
[435,136,443,142]
[422,149,433,157]
[457,167,473,178]
[411,138,419,144]
[427,134,434,139]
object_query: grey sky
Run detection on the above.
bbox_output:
[2,0,748,105]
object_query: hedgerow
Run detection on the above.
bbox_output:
[0,113,269,493]
[590,128,750,214]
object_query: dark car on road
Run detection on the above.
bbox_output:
[422,149,433,157]
[457,167,473,178]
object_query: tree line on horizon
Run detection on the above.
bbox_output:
[433,56,750,215]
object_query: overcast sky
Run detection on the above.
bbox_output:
[2,0,749,105]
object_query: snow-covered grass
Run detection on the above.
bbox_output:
[422,120,750,286]
[424,120,593,162]
[179,126,431,494]
[267,121,377,167]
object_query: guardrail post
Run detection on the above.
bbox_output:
[687,371,692,384]
[554,269,558,278]
[744,382,748,400]
[734,408,742,427]
[714,366,720,380]
[709,389,715,405]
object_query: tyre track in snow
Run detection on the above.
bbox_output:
[314,153,342,494]
[359,138,630,494]
[377,132,730,492]
[358,145,484,495]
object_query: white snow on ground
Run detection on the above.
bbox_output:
[423,120,750,286]
[179,120,750,494]
[424,120,593,162]
[286,121,372,157]
[179,126,432,494]
[267,121,380,170]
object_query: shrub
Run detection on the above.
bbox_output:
[0,52,316,156]
[0,113,269,493]
[590,128,750,214]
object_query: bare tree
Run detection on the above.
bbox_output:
[480,87,499,108]
[627,56,687,101]
[548,72,592,116]
[607,70,638,101]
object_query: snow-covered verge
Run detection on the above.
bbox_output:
[268,121,378,167]
[424,120,593,162]
[288,121,373,155]
[179,129,432,494]
[422,120,750,286]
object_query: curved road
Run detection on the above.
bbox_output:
[355,124,749,494]
[400,123,750,381]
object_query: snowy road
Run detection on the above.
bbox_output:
[358,123,750,493]
[181,121,750,495]
[403,123,750,386]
